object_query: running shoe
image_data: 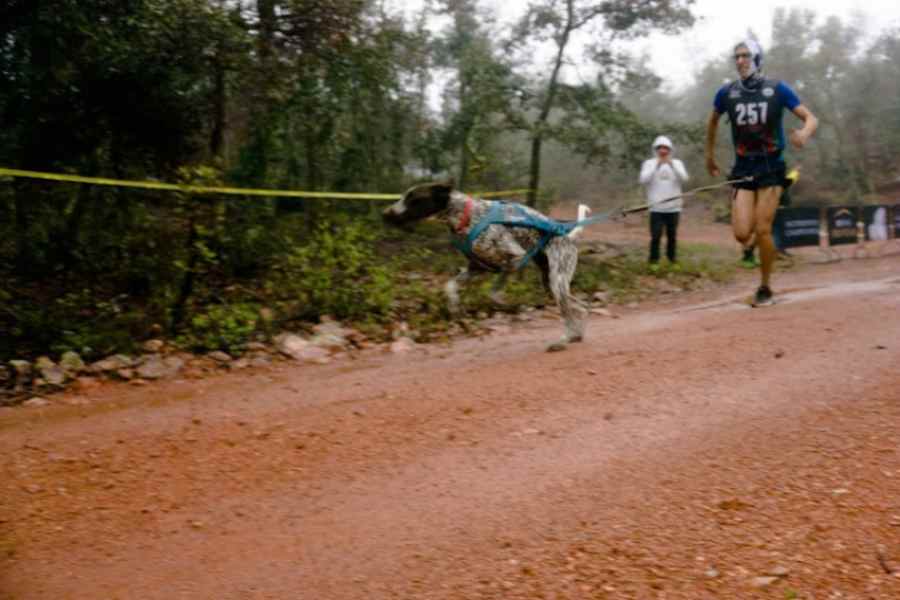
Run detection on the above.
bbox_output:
[751,285,775,307]
[740,248,758,269]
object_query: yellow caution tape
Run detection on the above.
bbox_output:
[0,167,532,201]
[0,167,397,200]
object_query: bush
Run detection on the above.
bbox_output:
[279,219,394,322]
[178,302,259,353]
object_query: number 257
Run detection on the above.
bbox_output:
[736,102,768,126]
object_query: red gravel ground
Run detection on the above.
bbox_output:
[2,230,899,600]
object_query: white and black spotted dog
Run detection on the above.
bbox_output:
[383,182,591,352]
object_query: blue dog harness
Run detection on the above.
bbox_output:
[452,199,618,270]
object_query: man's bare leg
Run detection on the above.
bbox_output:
[753,186,782,288]
[732,188,757,248]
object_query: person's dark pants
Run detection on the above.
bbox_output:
[649,211,680,263]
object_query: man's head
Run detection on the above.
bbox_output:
[652,135,673,158]
[734,39,763,81]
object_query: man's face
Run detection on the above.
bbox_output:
[734,45,754,79]
[656,145,671,159]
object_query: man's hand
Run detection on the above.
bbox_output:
[706,157,720,178]
[789,105,818,150]
[789,128,809,149]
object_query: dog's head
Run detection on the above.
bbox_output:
[382,181,454,227]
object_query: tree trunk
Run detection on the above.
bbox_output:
[170,215,199,334]
[526,0,573,207]
[13,185,32,275]
[57,159,98,270]
[457,75,471,191]
[257,0,276,64]
[527,135,543,207]
[210,56,227,159]
[209,0,229,159]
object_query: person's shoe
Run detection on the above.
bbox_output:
[648,263,661,274]
[751,285,775,307]
[740,249,758,269]
[669,262,682,272]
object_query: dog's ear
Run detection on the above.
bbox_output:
[429,181,453,210]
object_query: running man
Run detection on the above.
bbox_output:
[705,39,818,306]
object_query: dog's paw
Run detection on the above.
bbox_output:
[546,340,568,353]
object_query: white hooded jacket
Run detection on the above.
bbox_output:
[639,136,689,213]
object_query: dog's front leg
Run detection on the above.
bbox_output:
[445,267,472,314]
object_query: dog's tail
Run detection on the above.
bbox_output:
[567,204,591,240]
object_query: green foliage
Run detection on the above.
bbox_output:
[2,288,141,362]
[3,0,822,365]
[278,219,394,322]
[178,303,259,354]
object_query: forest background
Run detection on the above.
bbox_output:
[2,0,898,363]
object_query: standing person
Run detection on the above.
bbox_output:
[705,39,817,306]
[639,135,689,271]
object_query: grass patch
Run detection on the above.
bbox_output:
[375,227,738,341]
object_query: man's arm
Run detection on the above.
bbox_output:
[638,159,657,184]
[705,110,721,177]
[789,104,818,149]
[673,159,689,182]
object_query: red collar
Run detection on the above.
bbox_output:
[455,196,474,234]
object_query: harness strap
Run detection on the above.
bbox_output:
[452,201,620,271]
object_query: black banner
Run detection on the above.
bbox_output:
[863,205,891,241]
[778,207,821,248]
[827,207,859,246]
[895,205,900,239]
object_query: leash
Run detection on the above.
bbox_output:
[617,176,755,216]
[621,169,798,215]
[561,176,753,228]
[451,175,756,270]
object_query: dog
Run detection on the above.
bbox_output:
[383,182,591,352]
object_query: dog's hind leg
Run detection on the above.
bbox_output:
[544,239,587,352]
[534,252,551,293]
[489,273,509,305]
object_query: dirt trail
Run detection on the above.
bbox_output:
[2,246,900,599]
